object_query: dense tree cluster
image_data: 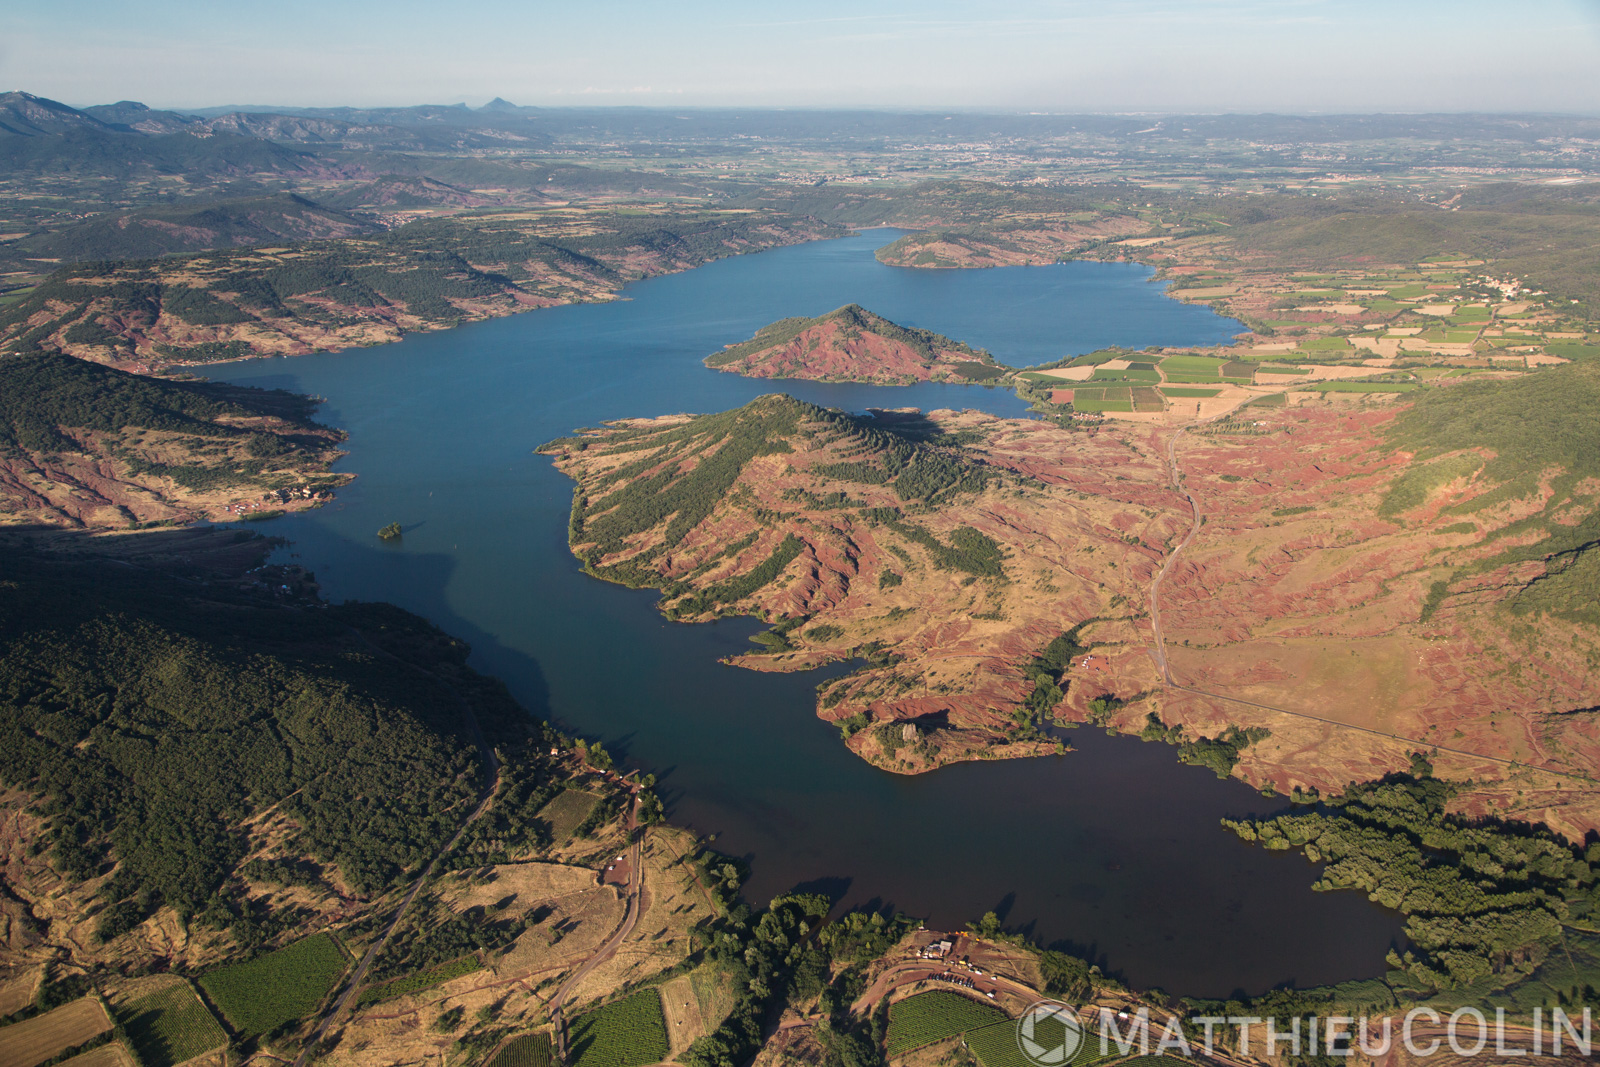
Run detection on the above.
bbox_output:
[705,303,994,372]
[0,351,321,456]
[556,395,807,566]
[1139,713,1270,779]
[0,547,533,944]
[682,893,834,1067]
[1223,763,1599,989]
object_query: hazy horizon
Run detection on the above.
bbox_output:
[6,0,1600,115]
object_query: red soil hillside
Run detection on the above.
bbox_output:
[545,373,1600,836]
[704,305,1007,385]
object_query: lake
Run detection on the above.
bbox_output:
[210,230,1402,997]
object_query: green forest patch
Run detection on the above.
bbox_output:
[0,554,502,948]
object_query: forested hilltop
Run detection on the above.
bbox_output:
[0,528,656,1063]
[0,352,350,527]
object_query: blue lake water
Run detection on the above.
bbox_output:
[210,230,1402,997]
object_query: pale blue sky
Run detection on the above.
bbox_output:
[7,0,1600,113]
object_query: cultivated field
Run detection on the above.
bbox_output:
[0,967,39,1016]
[538,789,602,844]
[120,983,227,1067]
[659,961,737,1055]
[962,1017,1112,1067]
[56,1041,139,1067]
[885,990,1007,1056]
[355,955,484,1009]
[568,989,670,1067]
[199,931,348,1036]
[0,997,113,1067]
[488,1032,554,1067]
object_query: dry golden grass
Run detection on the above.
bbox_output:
[0,967,41,1017]
[446,861,598,917]
[0,997,113,1067]
[562,829,719,1008]
[658,975,706,1056]
[56,1042,138,1067]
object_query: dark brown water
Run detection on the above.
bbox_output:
[210,231,1403,997]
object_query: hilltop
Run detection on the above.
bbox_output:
[0,353,349,526]
[8,193,380,262]
[545,376,1600,837]
[705,304,1007,384]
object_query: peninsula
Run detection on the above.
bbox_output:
[546,368,1600,839]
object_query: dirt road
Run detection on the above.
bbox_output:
[291,636,502,1067]
[1149,424,1200,686]
[549,791,644,1060]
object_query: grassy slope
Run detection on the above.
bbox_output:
[1226,208,1600,309]
[1383,361,1600,624]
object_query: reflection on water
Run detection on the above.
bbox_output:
[209,231,1401,995]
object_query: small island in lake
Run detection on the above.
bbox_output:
[704,304,1008,385]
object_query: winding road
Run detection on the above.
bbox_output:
[548,791,644,1061]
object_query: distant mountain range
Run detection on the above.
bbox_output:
[12,89,1600,152]
[0,90,554,152]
